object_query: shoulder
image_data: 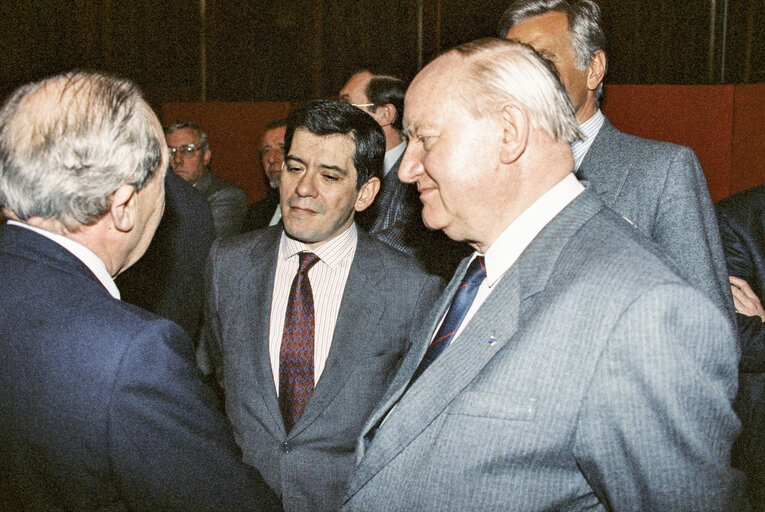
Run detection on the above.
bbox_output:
[716,185,765,220]
[207,172,247,201]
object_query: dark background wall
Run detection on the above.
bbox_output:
[2,1,763,110]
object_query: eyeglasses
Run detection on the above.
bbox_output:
[350,103,375,108]
[168,144,202,158]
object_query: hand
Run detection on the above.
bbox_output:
[730,276,765,321]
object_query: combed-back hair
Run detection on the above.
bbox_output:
[497,0,606,100]
[365,75,407,132]
[0,71,162,231]
[284,100,385,189]
[264,118,287,132]
[164,120,210,151]
[452,38,583,144]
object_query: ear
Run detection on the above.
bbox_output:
[374,104,395,128]
[203,148,212,167]
[110,183,138,233]
[353,176,381,212]
[499,103,529,165]
[586,50,606,92]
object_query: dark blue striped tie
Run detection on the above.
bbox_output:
[411,255,486,382]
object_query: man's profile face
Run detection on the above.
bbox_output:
[504,11,590,121]
[398,54,510,247]
[280,129,369,249]
[260,125,286,188]
[166,127,210,184]
[339,72,376,116]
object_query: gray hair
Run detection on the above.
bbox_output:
[0,71,163,231]
[164,120,210,151]
[452,38,582,145]
[497,0,605,100]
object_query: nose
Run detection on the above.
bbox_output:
[268,147,283,165]
[171,150,184,166]
[295,171,318,198]
[398,142,422,184]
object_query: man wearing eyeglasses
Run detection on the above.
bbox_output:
[165,120,248,238]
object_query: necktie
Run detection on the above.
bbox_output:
[410,255,486,382]
[279,251,320,433]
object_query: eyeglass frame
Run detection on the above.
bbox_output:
[167,143,204,158]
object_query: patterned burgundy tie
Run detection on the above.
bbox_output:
[279,251,321,433]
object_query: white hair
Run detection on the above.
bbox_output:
[453,38,582,144]
[0,71,162,231]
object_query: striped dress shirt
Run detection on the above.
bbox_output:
[269,224,358,392]
[571,108,605,171]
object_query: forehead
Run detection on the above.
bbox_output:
[288,129,356,169]
[405,55,464,128]
[166,127,200,144]
[339,72,372,100]
[504,11,573,57]
[261,125,286,146]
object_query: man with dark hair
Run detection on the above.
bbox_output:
[244,118,287,231]
[340,70,468,277]
[200,99,441,511]
[166,120,248,238]
[499,0,734,323]
[0,71,279,511]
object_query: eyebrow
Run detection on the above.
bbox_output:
[286,155,348,175]
[404,121,419,139]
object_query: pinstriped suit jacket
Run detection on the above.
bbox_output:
[342,190,745,511]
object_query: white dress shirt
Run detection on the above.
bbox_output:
[571,109,605,171]
[269,223,358,391]
[7,219,120,299]
[443,173,584,343]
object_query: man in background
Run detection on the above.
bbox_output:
[244,118,287,231]
[166,120,248,238]
[0,71,279,511]
[499,0,734,322]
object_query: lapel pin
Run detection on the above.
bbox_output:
[488,336,496,345]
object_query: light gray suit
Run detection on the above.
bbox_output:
[579,117,734,322]
[202,225,442,512]
[343,190,744,511]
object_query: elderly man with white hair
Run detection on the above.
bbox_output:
[0,71,279,511]
[341,38,745,511]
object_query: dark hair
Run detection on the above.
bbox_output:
[284,100,384,189]
[366,76,407,132]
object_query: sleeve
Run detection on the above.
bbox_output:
[108,318,281,512]
[209,186,248,238]
[652,147,735,323]
[574,283,746,511]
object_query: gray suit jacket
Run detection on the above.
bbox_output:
[194,168,248,238]
[579,117,734,323]
[343,190,744,511]
[203,225,442,512]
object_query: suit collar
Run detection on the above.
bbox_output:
[577,116,630,206]
[345,190,605,498]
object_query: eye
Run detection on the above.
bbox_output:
[286,165,302,173]
[322,173,340,182]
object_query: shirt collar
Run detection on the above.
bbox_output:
[571,109,605,171]
[480,173,584,288]
[383,141,407,176]
[279,222,358,269]
[7,220,120,299]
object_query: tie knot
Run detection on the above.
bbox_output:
[463,255,486,286]
[297,252,320,274]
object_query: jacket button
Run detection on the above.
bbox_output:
[281,441,290,453]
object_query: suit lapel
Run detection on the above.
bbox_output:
[578,117,630,209]
[346,191,605,498]
[288,230,387,437]
[244,228,286,437]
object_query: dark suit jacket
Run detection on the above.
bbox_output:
[579,117,734,322]
[0,224,280,511]
[344,190,744,511]
[202,225,442,512]
[716,184,765,509]
[244,187,280,232]
[195,168,248,238]
[116,171,215,340]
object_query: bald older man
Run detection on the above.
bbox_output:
[342,38,744,511]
